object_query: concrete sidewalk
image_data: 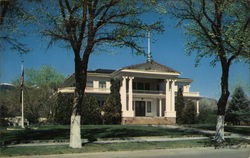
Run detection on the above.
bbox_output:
[153,125,250,139]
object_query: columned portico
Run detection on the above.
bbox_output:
[121,76,134,120]
[120,76,127,114]
[127,76,134,117]
[165,79,176,122]
[159,99,162,117]
[196,100,200,115]
[171,80,176,112]
[61,58,200,125]
[165,80,171,113]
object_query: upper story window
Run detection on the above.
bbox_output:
[133,82,150,90]
[99,81,106,88]
[86,81,93,87]
[145,83,150,90]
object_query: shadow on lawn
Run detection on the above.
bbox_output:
[1,128,70,146]
[1,125,207,147]
[82,126,202,140]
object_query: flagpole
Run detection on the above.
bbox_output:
[21,62,24,128]
[147,31,152,62]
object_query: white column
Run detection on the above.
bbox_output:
[171,80,176,112]
[165,79,171,113]
[120,76,127,115]
[159,99,162,117]
[128,77,134,117]
[106,81,111,90]
[196,100,200,115]
[93,80,99,91]
[165,79,176,118]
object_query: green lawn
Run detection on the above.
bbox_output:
[185,124,250,135]
[0,125,203,146]
[0,139,215,157]
[1,125,249,157]
[1,138,249,157]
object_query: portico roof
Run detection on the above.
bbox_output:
[112,60,181,77]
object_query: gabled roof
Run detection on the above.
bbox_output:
[113,60,180,75]
[88,69,115,74]
[62,69,114,87]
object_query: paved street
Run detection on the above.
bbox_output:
[3,147,250,158]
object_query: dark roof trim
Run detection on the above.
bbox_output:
[113,60,180,75]
[88,69,115,74]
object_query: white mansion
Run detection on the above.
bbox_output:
[59,59,200,125]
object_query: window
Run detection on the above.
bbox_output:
[133,82,151,90]
[147,102,151,113]
[99,81,106,88]
[137,82,144,90]
[132,101,135,111]
[86,81,93,87]
[133,82,136,89]
[156,84,160,91]
[145,83,150,90]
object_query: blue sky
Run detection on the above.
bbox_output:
[0,15,249,99]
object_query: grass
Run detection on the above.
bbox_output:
[1,138,249,157]
[0,139,211,157]
[185,124,250,136]
[1,125,249,157]
[0,125,203,146]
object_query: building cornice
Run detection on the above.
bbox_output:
[119,69,180,76]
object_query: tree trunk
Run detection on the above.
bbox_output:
[215,61,230,142]
[69,46,91,148]
[69,57,84,148]
[214,115,225,142]
[69,114,81,148]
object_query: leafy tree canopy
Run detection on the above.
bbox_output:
[162,0,250,66]
[12,65,65,90]
[0,0,36,54]
[161,0,250,142]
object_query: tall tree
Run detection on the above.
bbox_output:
[10,66,65,123]
[225,87,250,125]
[54,93,73,125]
[164,0,250,142]
[181,100,196,124]
[175,87,185,124]
[12,65,65,90]
[81,95,102,125]
[0,0,32,53]
[103,79,121,124]
[37,0,163,148]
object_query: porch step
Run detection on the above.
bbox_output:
[123,117,175,125]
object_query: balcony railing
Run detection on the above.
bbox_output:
[85,87,110,93]
[183,92,200,97]
[58,87,110,93]
[133,89,165,94]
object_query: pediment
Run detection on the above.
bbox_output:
[123,60,180,74]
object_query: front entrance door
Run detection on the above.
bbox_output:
[135,101,145,116]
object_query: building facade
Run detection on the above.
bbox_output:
[59,60,200,125]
